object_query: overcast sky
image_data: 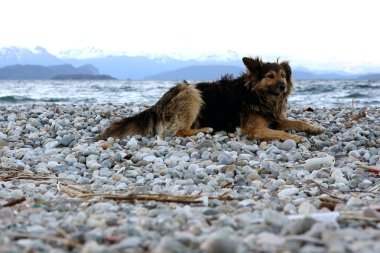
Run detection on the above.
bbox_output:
[1,0,379,72]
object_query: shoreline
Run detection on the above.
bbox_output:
[1,104,379,252]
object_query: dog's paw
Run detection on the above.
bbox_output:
[292,135,307,143]
[203,127,214,134]
[308,125,325,134]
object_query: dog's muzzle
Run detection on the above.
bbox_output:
[274,82,287,94]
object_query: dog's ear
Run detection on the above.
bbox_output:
[280,61,292,82]
[242,57,262,75]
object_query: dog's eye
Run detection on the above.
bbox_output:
[281,73,286,78]
[266,74,275,79]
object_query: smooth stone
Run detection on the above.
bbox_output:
[109,236,142,250]
[200,234,240,253]
[86,160,102,170]
[154,236,189,253]
[262,209,289,226]
[331,168,348,184]
[0,207,14,219]
[282,217,316,236]
[256,232,286,246]
[47,161,59,169]
[44,140,59,149]
[278,187,300,199]
[298,201,318,215]
[278,139,297,151]
[143,155,157,162]
[304,155,335,171]
[217,152,235,165]
[60,134,75,146]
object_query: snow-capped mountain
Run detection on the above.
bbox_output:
[142,50,241,63]
[196,50,241,62]
[0,46,62,67]
[57,46,242,62]
[1,46,378,80]
[57,47,111,59]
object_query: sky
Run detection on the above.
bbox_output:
[0,0,379,72]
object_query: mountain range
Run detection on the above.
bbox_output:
[0,64,99,80]
[0,46,379,80]
[145,65,244,80]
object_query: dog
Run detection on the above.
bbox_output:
[101,57,323,142]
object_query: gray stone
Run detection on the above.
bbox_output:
[279,139,297,151]
[154,236,190,253]
[201,234,240,253]
[44,140,59,149]
[262,209,289,226]
[217,152,235,165]
[60,134,76,146]
[109,236,142,250]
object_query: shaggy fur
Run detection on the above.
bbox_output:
[101,57,324,142]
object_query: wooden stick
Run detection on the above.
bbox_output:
[355,162,380,174]
[1,196,26,208]
[7,232,82,250]
[77,192,205,204]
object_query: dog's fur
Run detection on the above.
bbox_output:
[101,57,323,142]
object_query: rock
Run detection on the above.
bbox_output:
[44,140,59,149]
[82,241,107,253]
[298,201,318,215]
[278,187,299,199]
[60,134,75,146]
[217,152,235,165]
[304,155,335,171]
[262,209,289,226]
[256,232,286,246]
[331,168,348,184]
[47,161,59,170]
[86,160,102,170]
[154,236,190,253]
[200,233,240,253]
[109,236,142,250]
[0,207,14,219]
[278,139,297,151]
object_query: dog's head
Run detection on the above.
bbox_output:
[242,57,292,97]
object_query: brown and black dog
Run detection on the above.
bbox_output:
[101,57,323,142]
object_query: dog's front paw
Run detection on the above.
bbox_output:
[292,135,307,143]
[308,125,325,134]
[203,127,214,134]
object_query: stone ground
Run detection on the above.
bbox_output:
[0,104,379,253]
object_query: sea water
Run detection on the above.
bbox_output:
[0,79,379,108]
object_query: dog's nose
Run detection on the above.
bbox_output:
[277,82,286,92]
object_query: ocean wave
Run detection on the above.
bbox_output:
[0,80,379,107]
[343,93,369,99]
[354,84,380,89]
[0,95,71,104]
[297,86,335,93]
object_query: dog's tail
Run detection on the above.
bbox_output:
[100,108,158,139]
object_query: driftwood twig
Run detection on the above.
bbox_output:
[1,196,26,208]
[77,192,205,204]
[7,232,82,250]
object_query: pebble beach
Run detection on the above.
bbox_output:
[0,103,380,253]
